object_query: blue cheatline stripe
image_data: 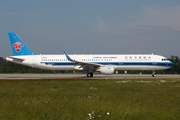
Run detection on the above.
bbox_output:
[40,62,173,67]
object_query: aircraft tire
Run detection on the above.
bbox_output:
[87,73,93,77]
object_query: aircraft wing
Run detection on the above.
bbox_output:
[63,51,100,71]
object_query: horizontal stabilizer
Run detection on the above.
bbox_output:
[6,56,24,62]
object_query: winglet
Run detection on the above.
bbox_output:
[63,51,73,61]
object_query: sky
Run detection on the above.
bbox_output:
[1,0,180,58]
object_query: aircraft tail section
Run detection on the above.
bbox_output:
[8,32,34,56]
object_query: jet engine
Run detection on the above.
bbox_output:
[98,66,114,75]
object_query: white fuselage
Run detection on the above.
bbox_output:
[6,54,173,71]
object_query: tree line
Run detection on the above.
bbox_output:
[0,56,179,74]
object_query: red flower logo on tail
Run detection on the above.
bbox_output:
[12,42,24,52]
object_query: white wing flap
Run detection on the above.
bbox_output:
[74,61,100,70]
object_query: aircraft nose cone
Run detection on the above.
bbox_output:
[169,61,174,67]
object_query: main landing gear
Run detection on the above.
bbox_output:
[152,71,156,77]
[87,72,93,77]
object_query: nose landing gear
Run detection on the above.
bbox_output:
[152,71,156,77]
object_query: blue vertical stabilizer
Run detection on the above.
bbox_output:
[8,32,34,56]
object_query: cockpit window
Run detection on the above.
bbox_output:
[162,59,168,61]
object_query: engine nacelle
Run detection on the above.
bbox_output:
[98,66,114,75]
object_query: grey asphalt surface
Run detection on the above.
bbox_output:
[0,74,179,80]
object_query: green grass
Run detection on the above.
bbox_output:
[0,78,180,120]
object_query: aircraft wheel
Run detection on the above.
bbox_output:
[90,73,93,77]
[87,73,91,77]
[87,73,93,77]
[152,71,156,77]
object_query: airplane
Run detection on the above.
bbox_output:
[6,32,173,77]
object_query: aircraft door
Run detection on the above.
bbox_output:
[151,54,157,65]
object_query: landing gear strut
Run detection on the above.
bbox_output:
[152,71,156,77]
[87,72,93,77]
